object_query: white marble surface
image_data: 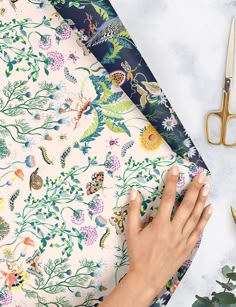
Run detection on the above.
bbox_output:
[110,0,236,306]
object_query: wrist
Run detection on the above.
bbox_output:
[123,270,161,305]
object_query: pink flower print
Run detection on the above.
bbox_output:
[56,22,71,40]
[104,155,120,173]
[0,290,12,305]
[177,174,185,188]
[71,210,84,225]
[88,198,104,215]
[183,259,192,269]
[80,226,98,246]
[47,51,64,71]
[38,35,52,50]
[189,164,205,176]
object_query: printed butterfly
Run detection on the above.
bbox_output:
[86,171,104,195]
[109,205,128,234]
[26,250,43,279]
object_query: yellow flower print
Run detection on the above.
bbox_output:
[0,198,5,211]
[3,247,14,260]
[139,123,164,151]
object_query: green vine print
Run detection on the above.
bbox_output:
[114,241,129,285]
[65,74,134,144]
[2,155,117,256]
[0,80,64,147]
[21,257,105,307]
[0,17,60,81]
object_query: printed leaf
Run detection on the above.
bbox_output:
[0,216,10,240]
[91,3,109,21]
[119,31,131,39]
[103,110,124,120]
[105,118,130,136]
[103,100,133,113]
[80,109,104,142]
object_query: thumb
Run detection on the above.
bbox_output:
[126,188,143,237]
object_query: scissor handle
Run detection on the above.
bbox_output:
[206,111,236,146]
[205,112,223,145]
[224,114,236,146]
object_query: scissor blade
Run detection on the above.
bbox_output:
[226,17,235,79]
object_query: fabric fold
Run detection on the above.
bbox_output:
[0,1,209,306]
[49,0,208,169]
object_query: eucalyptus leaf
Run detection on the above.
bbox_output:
[227,273,236,281]
[193,295,214,306]
[213,292,236,304]
[222,265,233,278]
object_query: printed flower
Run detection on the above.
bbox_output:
[195,235,202,248]
[56,22,71,40]
[47,51,64,71]
[170,281,179,293]
[177,174,185,188]
[11,271,28,291]
[14,169,24,181]
[25,155,36,168]
[0,289,12,305]
[71,210,84,225]
[0,198,5,211]
[189,164,205,176]
[55,82,66,91]
[88,198,104,215]
[57,117,71,126]
[2,248,14,260]
[139,123,163,151]
[38,35,52,50]
[104,155,120,173]
[95,215,107,227]
[183,259,192,269]
[183,138,191,148]
[95,283,108,292]
[157,91,168,105]
[32,113,42,121]
[80,226,98,246]
[24,237,35,247]
[22,137,36,150]
[187,146,197,158]
[162,117,177,131]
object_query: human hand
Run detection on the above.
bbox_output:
[99,165,212,307]
[125,165,212,301]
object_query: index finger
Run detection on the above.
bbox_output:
[154,165,179,221]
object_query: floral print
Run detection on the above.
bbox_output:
[46,0,208,169]
[140,123,164,151]
[0,1,210,306]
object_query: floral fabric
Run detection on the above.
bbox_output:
[47,0,208,169]
[0,1,209,306]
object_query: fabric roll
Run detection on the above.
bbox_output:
[49,0,208,169]
[0,1,210,306]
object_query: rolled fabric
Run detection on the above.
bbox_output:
[0,1,210,306]
[49,0,208,170]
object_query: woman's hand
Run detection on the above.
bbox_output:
[99,166,212,307]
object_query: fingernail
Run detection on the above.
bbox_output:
[198,173,206,184]
[171,166,179,176]
[208,205,214,215]
[202,184,210,196]
[130,187,137,201]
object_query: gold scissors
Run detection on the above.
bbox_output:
[206,18,236,146]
